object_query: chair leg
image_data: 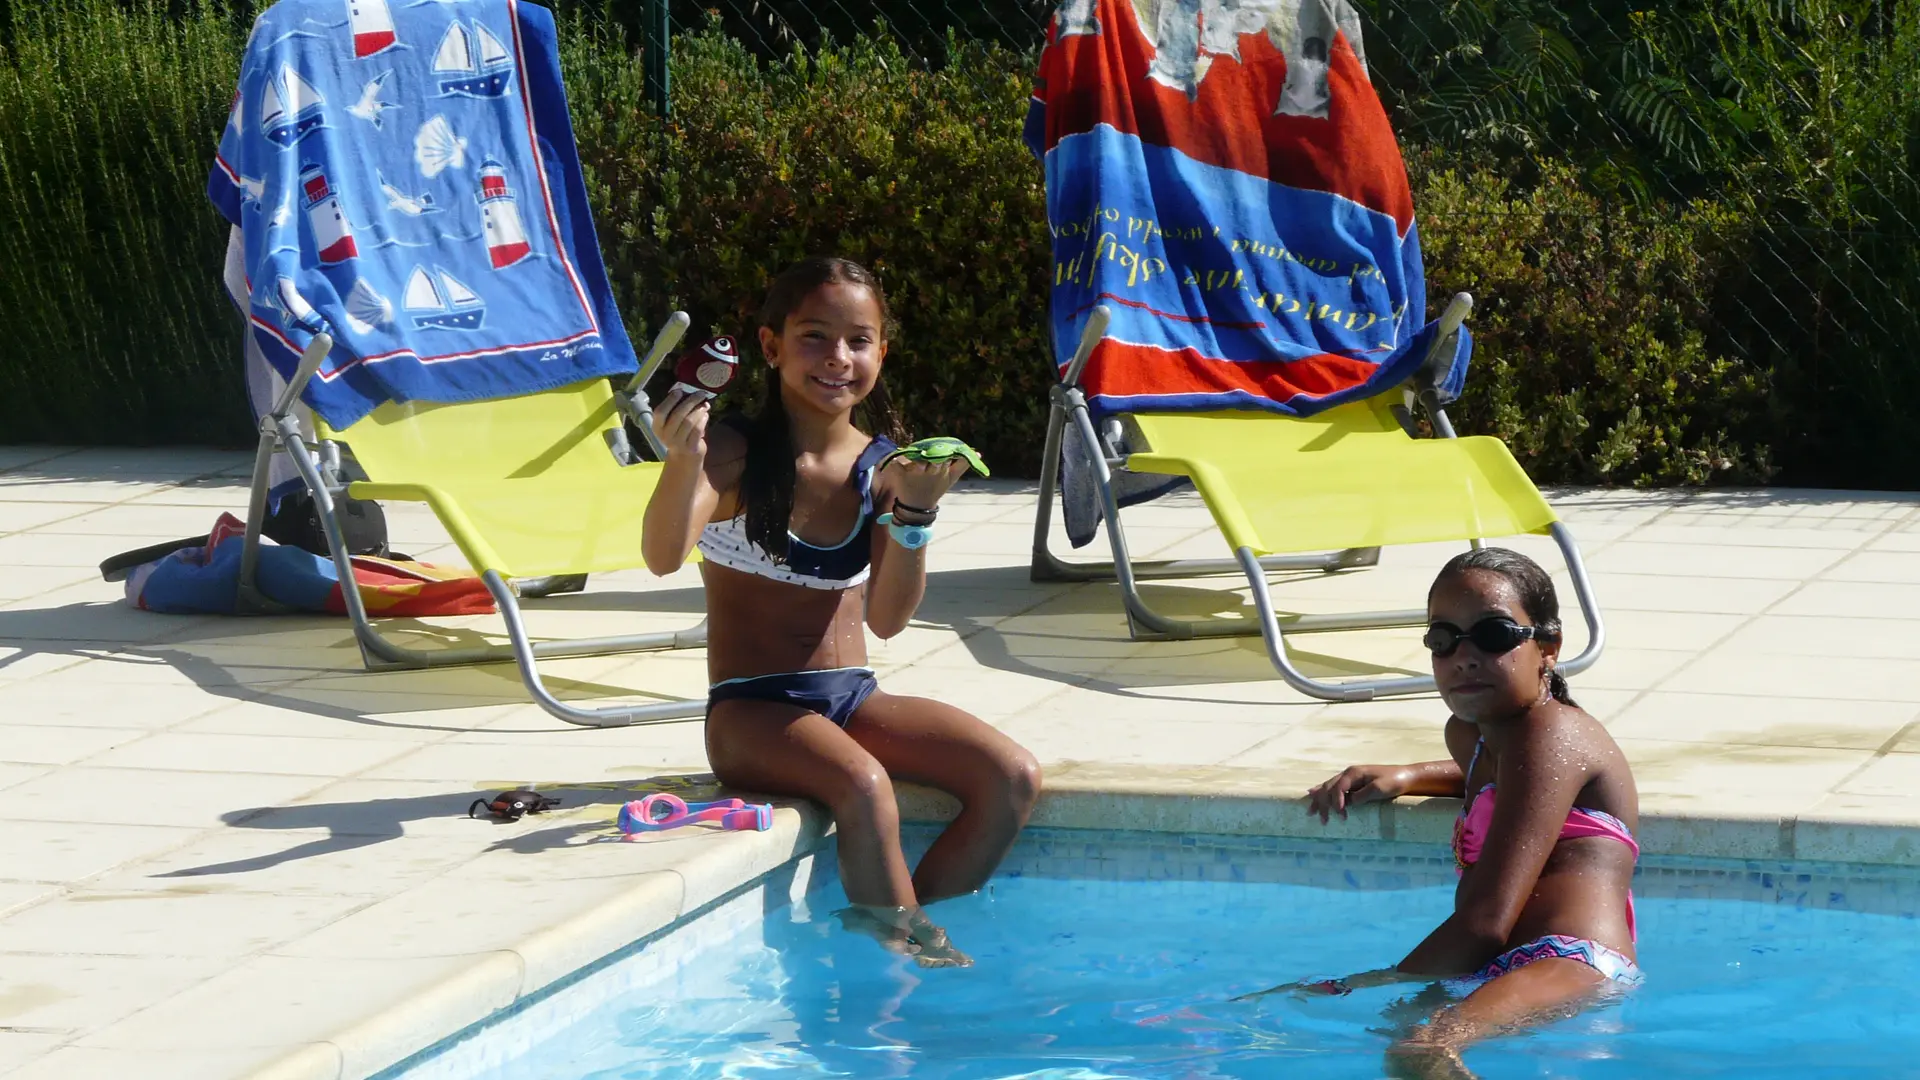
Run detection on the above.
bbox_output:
[481,571,706,727]
[278,432,706,682]
[1031,388,1379,621]
[1238,546,1434,701]
[516,574,589,598]
[1549,521,1607,678]
[1235,523,1607,702]
[235,420,301,614]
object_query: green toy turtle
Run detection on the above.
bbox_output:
[880,436,991,478]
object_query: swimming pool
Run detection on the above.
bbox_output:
[390,829,1920,1079]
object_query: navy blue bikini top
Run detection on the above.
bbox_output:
[698,435,897,590]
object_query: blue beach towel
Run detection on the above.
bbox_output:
[209,0,635,431]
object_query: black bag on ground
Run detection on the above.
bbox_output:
[262,490,390,558]
[96,491,393,583]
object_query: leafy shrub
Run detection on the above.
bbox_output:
[1413,158,1773,485]
[567,22,1055,474]
[0,0,1907,492]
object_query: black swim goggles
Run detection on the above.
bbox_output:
[1422,617,1551,658]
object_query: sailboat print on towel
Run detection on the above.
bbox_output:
[433,20,513,98]
[260,64,326,147]
[404,265,486,330]
[272,277,319,331]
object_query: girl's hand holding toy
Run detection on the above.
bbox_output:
[878,437,990,550]
[655,389,711,460]
[880,437,991,480]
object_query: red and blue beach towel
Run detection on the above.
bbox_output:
[126,514,495,617]
[1025,0,1468,418]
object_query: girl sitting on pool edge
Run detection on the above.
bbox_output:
[640,256,1042,968]
[1245,547,1641,1078]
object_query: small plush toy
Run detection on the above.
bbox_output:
[880,436,991,478]
[670,335,740,402]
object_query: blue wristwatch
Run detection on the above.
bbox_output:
[878,513,932,550]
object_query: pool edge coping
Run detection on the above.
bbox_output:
[241,766,1920,1080]
[239,803,835,1080]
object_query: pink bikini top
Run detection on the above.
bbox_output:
[1452,741,1640,941]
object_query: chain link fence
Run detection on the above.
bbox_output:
[618,0,1920,485]
[7,0,1907,476]
[659,0,1050,62]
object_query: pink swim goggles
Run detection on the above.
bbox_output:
[616,793,772,836]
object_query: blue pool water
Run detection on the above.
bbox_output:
[415,832,1920,1079]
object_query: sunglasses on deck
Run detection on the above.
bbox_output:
[1422,616,1552,658]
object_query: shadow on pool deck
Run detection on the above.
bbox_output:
[0,561,1417,730]
[155,771,747,878]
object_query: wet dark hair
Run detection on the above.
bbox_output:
[1431,547,1576,706]
[735,257,909,562]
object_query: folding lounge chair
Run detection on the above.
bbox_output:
[1025,0,1603,701]
[1033,305,1604,701]
[235,323,708,728]
[208,0,707,726]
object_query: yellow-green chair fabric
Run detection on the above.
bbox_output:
[1030,301,1603,702]
[292,372,708,727]
[1124,396,1559,558]
[317,378,685,580]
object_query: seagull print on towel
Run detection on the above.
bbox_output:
[377,170,440,216]
[347,70,400,129]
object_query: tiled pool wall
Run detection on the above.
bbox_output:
[380,846,838,1080]
[995,828,1920,918]
[383,826,1920,1079]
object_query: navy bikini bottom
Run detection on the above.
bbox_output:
[706,667,879,728]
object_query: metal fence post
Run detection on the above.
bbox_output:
[643,0,670,116]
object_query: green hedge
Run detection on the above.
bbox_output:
[0,0,247,444]
[566,25,1053,475]
[0,1,1913,488]
[1413,159,1771,486]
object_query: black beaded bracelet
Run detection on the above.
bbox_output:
[891,499,939,526]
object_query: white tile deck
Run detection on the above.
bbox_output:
[0,448,1916,1078]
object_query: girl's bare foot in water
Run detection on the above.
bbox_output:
[837,905,974,968]
[904,912,972,968]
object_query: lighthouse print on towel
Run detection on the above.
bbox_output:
[300,163,358,264]
[347,0,396,57]
[434,21,514,98]
[476,161,531,268]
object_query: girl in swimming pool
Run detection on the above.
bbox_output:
[1243,547,1639,1078]
[641,257,1042,968]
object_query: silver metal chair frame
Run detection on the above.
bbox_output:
[1029,300,1606,702]
[235,316,711,727]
